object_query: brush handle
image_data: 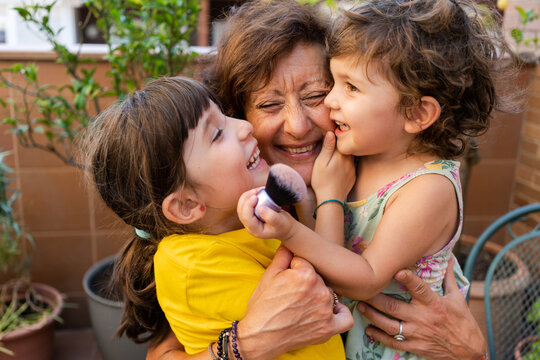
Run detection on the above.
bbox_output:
[254,189,281,222]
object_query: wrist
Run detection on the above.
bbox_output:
[312,199,346,219]
[235,320,276,360]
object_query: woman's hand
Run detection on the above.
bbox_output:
[311,131,355,203]
[358,257,486,360]
[238,246,353,360]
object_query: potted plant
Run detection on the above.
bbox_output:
[0,0,200,358]
[0,150,63,360]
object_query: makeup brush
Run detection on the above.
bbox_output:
[254,163,307,222]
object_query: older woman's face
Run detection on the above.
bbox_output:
[245,43,334,185]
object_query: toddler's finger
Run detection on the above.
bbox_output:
[315,132,336,165]
[258,205,290,230]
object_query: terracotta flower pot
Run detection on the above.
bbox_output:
[0,283,63,360]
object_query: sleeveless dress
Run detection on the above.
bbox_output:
[343,160,470,360]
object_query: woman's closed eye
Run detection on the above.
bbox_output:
[256,102,282,111]
[302,92,327,106]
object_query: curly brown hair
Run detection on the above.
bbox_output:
[200,0,329,119]
[83,77,219,345]
[327,0,517,158]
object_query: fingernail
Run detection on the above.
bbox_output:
[357,303,365,313]
[395,271,406,281]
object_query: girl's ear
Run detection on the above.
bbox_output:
[162,189,205,225]
[404,96,441,134]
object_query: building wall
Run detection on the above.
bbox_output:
[0,54,129,329]
[513,66,540,230]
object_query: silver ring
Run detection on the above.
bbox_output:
[393,321,406,341]
[332,291,339,308]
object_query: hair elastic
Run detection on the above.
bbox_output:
[312,199,346,219]
[134,228,151,239]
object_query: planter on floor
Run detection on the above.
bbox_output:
[83,256,146,360]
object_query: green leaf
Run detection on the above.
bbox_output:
[14,8,31,20]
[511,28,523,44]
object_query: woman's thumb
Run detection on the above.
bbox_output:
[262,245,293,278]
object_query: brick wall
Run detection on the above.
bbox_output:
[0,54,129,329]
[503,1,540,232]
[513,66,540,229]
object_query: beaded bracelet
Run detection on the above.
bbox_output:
[312,199,346,219]
[217,328,231,360]
[231,320,243,360]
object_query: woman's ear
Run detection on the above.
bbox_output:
[162,189,205,225]
[404,96,441,134]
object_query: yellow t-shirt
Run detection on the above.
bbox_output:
[154,228,345,358]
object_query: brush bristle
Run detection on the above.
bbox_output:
[265,164,307,207]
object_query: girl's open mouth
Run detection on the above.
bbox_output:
[247,148,261,170]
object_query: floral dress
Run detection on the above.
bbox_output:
[343,160,470,360]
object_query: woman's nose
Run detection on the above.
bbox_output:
[283,103,312,139]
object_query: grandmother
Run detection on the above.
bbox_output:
[148,0,486,359]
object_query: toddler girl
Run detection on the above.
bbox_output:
[239,1,515,359]
[83,76,345,358]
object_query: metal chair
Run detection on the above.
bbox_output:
[463,203,540,360]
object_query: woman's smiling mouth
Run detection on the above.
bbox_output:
[280,143,317,155]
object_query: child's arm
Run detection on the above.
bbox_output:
[240,174,458,300]
[310,132,355,245]
[293,186,317,229]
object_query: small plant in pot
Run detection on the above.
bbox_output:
[0,151,63,360]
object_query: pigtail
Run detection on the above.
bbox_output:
[113,234,169,345]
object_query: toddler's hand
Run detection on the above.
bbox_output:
[312,131,355,202]
[238,188,298,240]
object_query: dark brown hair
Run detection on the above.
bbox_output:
[83,76,219,345]
[200,0,329,118]
[327,0,518,158]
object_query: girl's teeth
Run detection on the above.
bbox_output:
[248,156,260,170]
[335,121,350,131]
[248,149,260,169]
[282,144,315,154]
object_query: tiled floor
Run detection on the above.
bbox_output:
[54,328,103,360]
